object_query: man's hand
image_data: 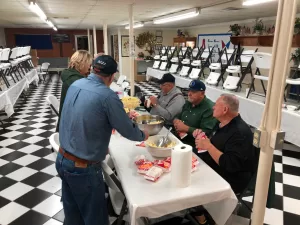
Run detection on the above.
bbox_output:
[193,129,203,138]
[195,136,212,150]
[129,110,139,119]
[174,119,189,133]
[143,130,149,141]
[149,96,158,106]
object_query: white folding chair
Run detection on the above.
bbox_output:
[101,159,129,224]
[0,48,12,88]
[180,66,190,77]
[223,75,240,91]
[159,62,167,71]
[206,72,221,86]
[46,95,60,116]
[38,62,50,82]
[181,58,190,65]
[153,55,161,60]
[49,133,60,153]
[189,68,201,80]
[153,61,160,69]
[170,57,179,63]
[191,60,201,67]
[169,64,179,74]
[247,52,272,98]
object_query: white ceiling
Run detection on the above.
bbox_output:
[0,0,298,30]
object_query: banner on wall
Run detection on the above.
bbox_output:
[197,33,233,62]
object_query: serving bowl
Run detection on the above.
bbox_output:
[145,135,180,158]
[133,115,164,136]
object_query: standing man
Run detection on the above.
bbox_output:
[149,73,185,125]
[174,80,217,147]
[56,55,148,225]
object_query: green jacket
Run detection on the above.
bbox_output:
[57,68,84,131]
[176,96,218,146]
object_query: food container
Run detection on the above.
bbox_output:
[133,115,165,136]
[121,96,141,110]
[286,105,297,112]
[145,135,180,158]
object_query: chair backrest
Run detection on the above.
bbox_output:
[10,47,18,60]
[101,160,123,193]
[117,75,126,85]
[201,49,210,59]
[41,62,50,70]
[240,50,256,63]
[192,48,199,58]
[0,48,10,61]
[46,95,59,116]
[161,56,168,61]
[253,52,272,69]
[121,81,129,90]
[221,48,235,63]
[16,47,23,58]
[49,133,60,152]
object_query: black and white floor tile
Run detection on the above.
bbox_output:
[0,75,299,225]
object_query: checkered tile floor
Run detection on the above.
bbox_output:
[0,75,299,225]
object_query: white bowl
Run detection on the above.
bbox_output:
[286,105,297,112]
[145,135,180,158]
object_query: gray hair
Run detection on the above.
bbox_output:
[220,94,239,112]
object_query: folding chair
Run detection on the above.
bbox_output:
[38,62,50,82]
[180,66,191,77]
[49,132,60,153]
[46,95,60,116]
[189,68,201,80]
[169,63,179,74]
[101,159,129,225]
[159,56,168,71]
[247,52,272,98]
[117,75,127,85]
[206,72,222,86]
[199,47,214,78]
[224,49,258,92]
[0,48,12,88]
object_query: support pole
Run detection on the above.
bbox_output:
[252,1,297,224]
[87,29,90,53]
[128,4,135,96]
[93,25,97,56]
[103,22,108,54]
[118,28,123,76]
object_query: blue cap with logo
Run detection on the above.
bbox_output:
[189,80,206,91]
[93,55,118,76]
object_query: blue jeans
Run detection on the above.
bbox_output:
[56,152,108,225]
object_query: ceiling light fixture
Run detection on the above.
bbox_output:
[28,1,58,31]
[125,22,144,29]
[243,0,276,6]
[29,1,47,21]
[153,8,199,24]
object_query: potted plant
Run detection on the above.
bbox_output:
[137,52,144,59]
[253,19,264,35]
[291,48,300,66]
[136,32,157,56]
[295,18,300,34]
[229,24,241,36]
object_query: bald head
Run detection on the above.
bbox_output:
[220,94,239,113]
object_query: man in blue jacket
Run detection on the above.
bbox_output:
[56,55,148,225]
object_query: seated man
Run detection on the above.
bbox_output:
[148,73,185,125]
[173,80,217,147]
[191,94,256,225]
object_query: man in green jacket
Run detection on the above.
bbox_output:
[56,50,92,132]
[174,80,217,148]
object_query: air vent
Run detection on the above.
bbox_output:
[222,7,243,11]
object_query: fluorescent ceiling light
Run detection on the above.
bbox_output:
[243,0,276,6]
[46,20,54,28]
[153,8,199,24]
[29,1,47,21]
[125,22,144,29]
[53,26,57,31]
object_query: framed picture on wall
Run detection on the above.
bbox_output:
[155,44,162,50]
[156,36,163,43]
[121,35,135,57]
[156,30,162,36]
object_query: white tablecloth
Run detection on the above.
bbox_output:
[109,128,237,225]
[146,68,300,147]
[24,69,39,89]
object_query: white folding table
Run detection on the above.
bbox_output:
[109,128,237,225]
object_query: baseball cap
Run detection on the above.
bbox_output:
[189,80,206,91]
[157,73,175,84]
[93,55,118,76]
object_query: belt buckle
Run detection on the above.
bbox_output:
[75,161,88,168]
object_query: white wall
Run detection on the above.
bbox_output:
[0,28,6,47]
[108,28,177,80]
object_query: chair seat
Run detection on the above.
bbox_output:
[226,65,241,73]
[154,55,160,60]
[159,62,167,70]
[189,68,200,79]
[209,63,221,70]
[180,66,190,76]
[169,64,178,74]
[182,59,190,65]
[286,78,300,85]
[171,57,178,63]
[206,72,221,85]
[223,76,240,90]
[39,72,47,75]
[254,75,269,81]
[153,61,160,69]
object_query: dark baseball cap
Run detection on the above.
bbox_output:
[93,55,118,76]
[189,80,206,91]
[157,73,175,84]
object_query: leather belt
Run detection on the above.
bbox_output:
[59,147,98,168]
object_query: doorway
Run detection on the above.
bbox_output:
[75,35,93,54]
